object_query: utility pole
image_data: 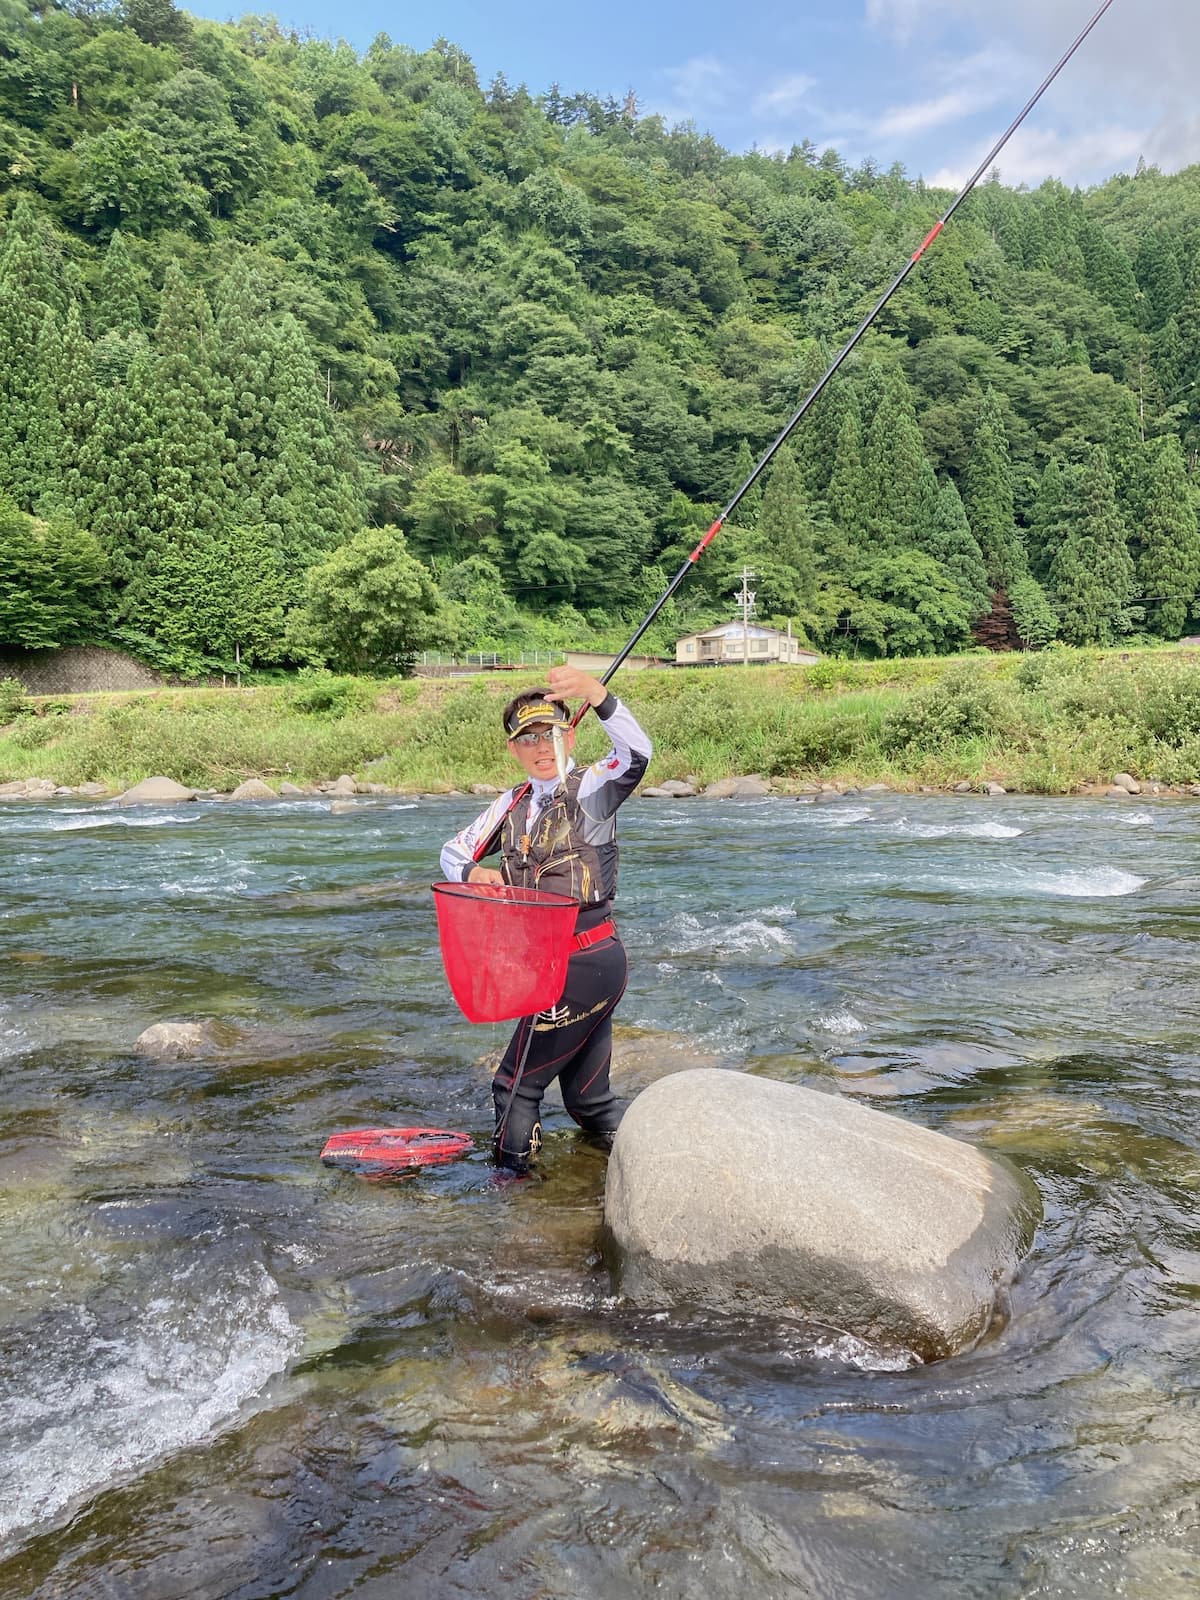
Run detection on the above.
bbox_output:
[738,567,756,666]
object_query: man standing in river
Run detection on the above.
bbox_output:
[440,666,652,1174]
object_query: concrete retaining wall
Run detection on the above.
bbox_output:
[0,646,164,695]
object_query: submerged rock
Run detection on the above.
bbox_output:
[604,1068,1040,1362]
[609,1029,734,1093]
[132,1017,311,1065]
[133,1019,235,1059]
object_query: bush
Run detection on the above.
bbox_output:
[1135,666,1200,746]
[8,717,59,751]
[802,659,862,692]
[399,683,501,756]
[1013,648,1071,692]
[0,679,28,722]
[1047,660,1135,725]
[286,674,378,719]
[1147,735,1200,784]
[881,670,1014,754]
[766,709,872,774]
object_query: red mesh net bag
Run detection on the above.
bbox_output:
[432,882,579,1023]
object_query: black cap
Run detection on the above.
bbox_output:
[503,690,571,737]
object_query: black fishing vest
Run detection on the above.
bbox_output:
[500,770,616,928]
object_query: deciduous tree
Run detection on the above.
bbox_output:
[296,526,443,671]
[0,497,111,650]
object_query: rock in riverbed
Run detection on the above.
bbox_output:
[0,778,57,799]
[604,1068,1040,1362]
[117,776,196,806]
[702,776,772,798]
[133,1017,312,1064]
[133,1019,234,1059]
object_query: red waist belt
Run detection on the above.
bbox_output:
[573,918,616,951]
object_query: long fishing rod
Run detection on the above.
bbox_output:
[586,0,1119,694]
[473,0,1117,859]
[440,0,1121,1175]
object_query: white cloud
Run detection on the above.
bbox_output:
[875,87,983,138]
[1142,112,1200,174]
[651,2,1196,184]
[752,73,819,119]
[862,0,1200,182]
[643,55,741,129]
[661,55,731,107]
[865,0,951,40]
[928,120,1151,190]
[857,45,1018,159]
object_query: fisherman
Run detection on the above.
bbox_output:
[440,666,652,1174]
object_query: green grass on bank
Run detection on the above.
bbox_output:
[1,649,1199,795]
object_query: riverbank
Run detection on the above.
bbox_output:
[1,647,1198,797]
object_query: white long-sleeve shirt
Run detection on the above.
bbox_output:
[440,694,652,885]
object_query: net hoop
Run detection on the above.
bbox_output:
[320,1127,473,1171]
[432,881,579,1023]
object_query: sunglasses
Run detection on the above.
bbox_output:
[510,728,564,746]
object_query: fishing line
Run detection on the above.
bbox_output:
[493,1010,537,1166]
[595,0,1122,684]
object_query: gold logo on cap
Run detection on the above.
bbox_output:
[517,702,558,725]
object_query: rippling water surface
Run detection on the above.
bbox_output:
[1,791,1197,1598]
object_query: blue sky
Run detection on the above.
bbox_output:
[187,0,1198,189]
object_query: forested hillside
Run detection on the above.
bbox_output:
[2,0,1200,676]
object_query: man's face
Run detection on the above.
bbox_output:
[508,722,575,781]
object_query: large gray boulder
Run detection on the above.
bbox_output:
[228,778,276,800]
[604,1069,1040,1361]
[702,776,772,799]
[643,778,699,798]
[117,776,196,806]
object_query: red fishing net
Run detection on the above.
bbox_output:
[432,881,579,1022]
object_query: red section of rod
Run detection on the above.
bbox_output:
[912,220,945,262]
[689,519,724,562]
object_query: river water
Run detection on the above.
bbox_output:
[0,791,1197,1598]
